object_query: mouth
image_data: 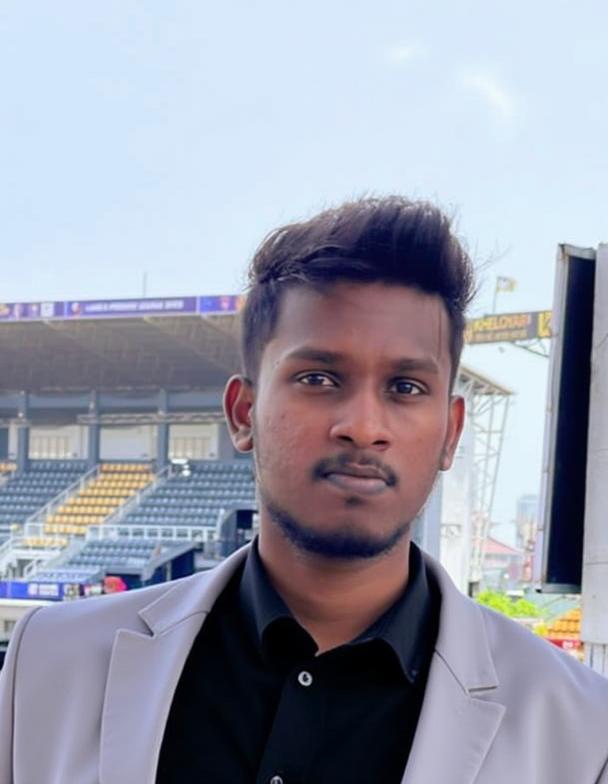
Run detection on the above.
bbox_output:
[322,465,389,496]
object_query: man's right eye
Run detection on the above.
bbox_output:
[296,373,337,387]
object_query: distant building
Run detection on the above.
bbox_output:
[482,537,524,590]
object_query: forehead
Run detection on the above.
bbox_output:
[264,282,452,371]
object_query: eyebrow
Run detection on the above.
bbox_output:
[283,347,441,374]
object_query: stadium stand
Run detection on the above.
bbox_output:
[43,462,154,536]
[0,460,88,535]
[119,460,256,531]
[0,295,255,593]
[67,538,188,571]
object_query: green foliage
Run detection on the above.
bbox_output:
[476,590,542,619]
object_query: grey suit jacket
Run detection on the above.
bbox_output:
[1,545,607,784]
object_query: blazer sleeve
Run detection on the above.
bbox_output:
[597,757,608,784]
[0,608,42,784]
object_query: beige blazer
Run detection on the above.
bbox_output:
[1,544,607,784]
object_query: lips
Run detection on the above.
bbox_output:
[323,464,389,496]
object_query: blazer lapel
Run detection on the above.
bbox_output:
[402,554,506,784]
[401,653,505,784]
[99,546,250,784]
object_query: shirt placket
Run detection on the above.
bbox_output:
[256,658,326,784]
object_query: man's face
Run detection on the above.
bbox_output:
[228,281,464,560]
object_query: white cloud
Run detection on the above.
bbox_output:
[385,43,427,65]
[460,69,517,124]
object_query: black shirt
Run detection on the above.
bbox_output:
[156,541,439,784]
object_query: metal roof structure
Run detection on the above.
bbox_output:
[0,313,242,392]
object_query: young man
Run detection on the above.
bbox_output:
[1,197,608,784]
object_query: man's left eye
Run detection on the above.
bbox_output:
[390,380,424,395]
[298,373,335,387]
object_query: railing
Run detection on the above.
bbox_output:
[24,463,100,527]
[102,463,173,526]
[86,523,216,543]
[22,537,84,579]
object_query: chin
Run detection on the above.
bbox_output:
[265,496,411,560]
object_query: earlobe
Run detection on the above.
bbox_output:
[440,395,465,471]
[223,375,255,453]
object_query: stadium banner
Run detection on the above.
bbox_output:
[198,295,245,314]
[464,310,552,345]
[66,297,199,318]
[0,301,65,321]
[0,579,102,600]
[0,295,247,321]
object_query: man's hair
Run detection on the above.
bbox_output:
[241,196,475,386]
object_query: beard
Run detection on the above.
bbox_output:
[259,484,413,560]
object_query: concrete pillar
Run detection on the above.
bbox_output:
[582,243,608,676]
[87,391,100,470]
[156,389,169,470]
[16,391,29,474]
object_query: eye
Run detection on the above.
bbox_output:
[389,379,425,396]
[296,372,337,387]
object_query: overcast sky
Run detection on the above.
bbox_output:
[1,1,607,537]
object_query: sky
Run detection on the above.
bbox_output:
[1,1,607,538]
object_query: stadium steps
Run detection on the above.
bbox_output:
[0,462,155,578]
[109,459,257,540]
[0,460,89,537]
[42,462,155,537]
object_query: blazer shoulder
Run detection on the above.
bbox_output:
[13,569,215,649]
[479,602,608,705]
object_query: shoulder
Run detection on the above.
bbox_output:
[480,602,608,699]
[424,551,608,712]
[12,570,213,651]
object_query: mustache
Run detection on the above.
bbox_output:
[312,453,398,487]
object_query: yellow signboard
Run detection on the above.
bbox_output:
[465,311,552,345]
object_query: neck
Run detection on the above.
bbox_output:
[257,525,411,653]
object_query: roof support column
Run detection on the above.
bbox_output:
[157,389,169,470]
[16,391,30,474]
[87,391,100,470]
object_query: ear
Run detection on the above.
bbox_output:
[440,395,465,471]
[223,375,255,453]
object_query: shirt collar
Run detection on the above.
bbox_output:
[239,538,436,684]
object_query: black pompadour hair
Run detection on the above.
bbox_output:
[241,196,475,387]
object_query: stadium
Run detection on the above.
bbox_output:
[0,293,511,656]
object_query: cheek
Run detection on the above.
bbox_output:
[255,404,313,478]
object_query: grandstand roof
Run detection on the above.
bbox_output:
[0,296,243,391]
[0,295,511,397]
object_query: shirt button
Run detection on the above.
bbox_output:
[297,670,313,687]
[269,777,284,784]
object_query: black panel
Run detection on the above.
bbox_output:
[546,255,595,588]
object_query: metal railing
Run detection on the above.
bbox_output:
[23,537,84,579]
[86,523,216,543]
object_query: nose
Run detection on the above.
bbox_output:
[328,387,391,450]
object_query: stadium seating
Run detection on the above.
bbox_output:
[119,460,256,530]
[0,460,87,533]
[67,538,183,570]
[44,462,154,536]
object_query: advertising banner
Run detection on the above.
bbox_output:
[464,310,552,345]
[0,295,246,321]
[66,297,199,318]
[0,301,65,321]
[198,295,245,314]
